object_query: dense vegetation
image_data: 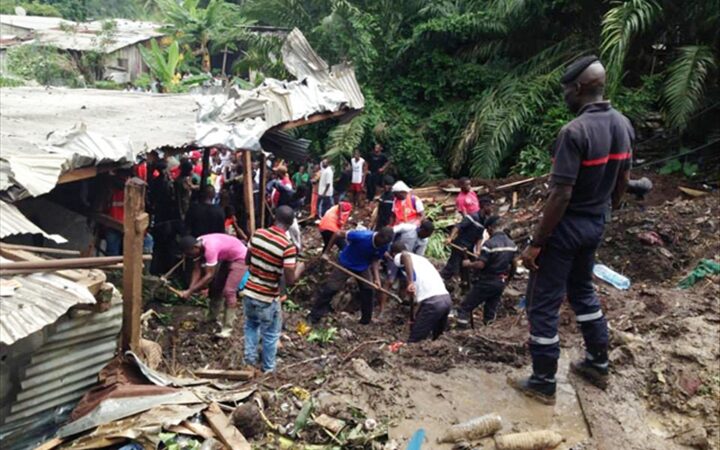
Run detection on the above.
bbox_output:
[2,0,718,183]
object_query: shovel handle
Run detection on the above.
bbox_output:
[324,258,405,304]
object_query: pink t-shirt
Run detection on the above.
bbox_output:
[456,191,480,215]
[199,233,247,266]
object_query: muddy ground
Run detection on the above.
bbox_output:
[143,174,719,450]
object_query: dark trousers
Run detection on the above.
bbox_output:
[409,294,452,343]
[459,278,505,324]
[318,195,334,218]
[441,242,473,280]
[526,214,609,377]
[366,172,381,200]
[310,266,374,324]
[321,230,347,253]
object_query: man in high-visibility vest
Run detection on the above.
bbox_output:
[390,181,424,226]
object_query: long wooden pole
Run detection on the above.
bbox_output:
[121,177,148,353]
[0,255,150,271]
[324,258,404,304]
[259,153,267,228]
[242,151,256,235]
[0,243,81,256]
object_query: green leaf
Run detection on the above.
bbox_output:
[662,45,717,130]
[682,162,698,178]
[658,159,681,175]
[292,399,314,435]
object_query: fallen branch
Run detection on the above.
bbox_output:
[194,369,255,381]
[341,339,387,364]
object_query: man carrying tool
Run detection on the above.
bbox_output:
[318,201,353,252]
[440,208,486,281]
[389,242,452,343]
[455,216,517,327]
[393,219,435,256]
[309,226,395,325]
[243,206,305,373]
[179,233,249,337]
[509,56,633,404]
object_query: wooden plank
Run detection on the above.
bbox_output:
[203,403,251,450]
[259,153,267,229]
[270,109,350,131]
[242,151,255,235]
[121,177,147,353]
[56,164,119,185]
[193,369,255,381]
[0,243,80,256]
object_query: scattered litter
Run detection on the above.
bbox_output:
[438,413,502,443]
[494,430,563,450]
[637,231,664,246]
[593,264,631,290]
[678,259,720,288]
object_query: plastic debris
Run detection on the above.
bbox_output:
[593,264,631,290]
[438,413,502,443]
[678,259,720,289]
[494,430,563,450]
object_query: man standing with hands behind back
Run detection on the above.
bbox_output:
[509,56,633,404]
[366,143,390,201]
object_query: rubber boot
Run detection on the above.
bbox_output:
[207,296,224,325]
[507,374,557,405]
[570,355,609,390]
[216,305,237,338]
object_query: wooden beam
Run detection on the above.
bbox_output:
[204,403,251,450]
[270,109,351,131]
[259,154,268,228]
[193,369,255,381]
[121,177,147,353]
[0,243,80,256]
[90,213,124,232]
[0,255,129,270]
[242,151,255,235]
[56,164,122,185]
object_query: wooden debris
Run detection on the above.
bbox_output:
[678,186,707,197]
[314,414,346,434]
[194,369,255,381]
[204,402,251,450]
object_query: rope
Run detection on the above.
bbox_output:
[634,139,720,168]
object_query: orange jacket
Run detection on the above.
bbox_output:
[319,202,352,233]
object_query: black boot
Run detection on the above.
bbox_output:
[507,374,557,405]
[570,357,609,390]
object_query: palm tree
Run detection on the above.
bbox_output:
[601,0,719,130]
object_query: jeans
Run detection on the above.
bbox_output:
[105,229,123,256]
[243,297,282,372]
[318,195,334,218]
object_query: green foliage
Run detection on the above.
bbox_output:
[614,74,662,123]
[662,46,717,130]
[307,326,337,344]
[5,44,82,86]
[282,299,302,312]
[0,76,24,87]
[511,145,552,177]
[0,1,61,16]
[426,230,449,261]
[658,157,698,178]
[134,73,152,89]
[93,80,123,90]
[140,39,183,92]
[324,116,366,168]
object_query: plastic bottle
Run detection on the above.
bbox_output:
[593,264,631,290]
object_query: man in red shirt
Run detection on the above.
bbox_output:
[455,177,480,215]
[318,201,353,251]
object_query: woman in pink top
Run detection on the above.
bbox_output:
[455,177,480,215]
[179,233,248,337]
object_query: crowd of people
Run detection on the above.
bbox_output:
[107,55,631,405]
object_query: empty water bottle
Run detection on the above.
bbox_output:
[593,263,631,290]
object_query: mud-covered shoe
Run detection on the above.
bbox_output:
[570,359,609,390]
[507,375,557,405]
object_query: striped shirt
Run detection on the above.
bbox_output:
[245,226,297,303]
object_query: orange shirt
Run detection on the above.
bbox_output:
[318,202,352,233]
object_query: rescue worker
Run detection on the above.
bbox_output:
[318,201,353,252]
[310,226,395,325]
[393,219,435,256]
[509,56,633,404]
[390,242,452,343]
[456,216,517,326]
[441,209,485,281]
[391,181,424,226]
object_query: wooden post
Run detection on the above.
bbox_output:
[259,153,268,228]
[242,151,256,235]
[200,147,211,198]
[121,177,148,352]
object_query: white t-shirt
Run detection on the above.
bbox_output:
[319,166,334,197]
[393,252,448,303]
[351,157,365,184]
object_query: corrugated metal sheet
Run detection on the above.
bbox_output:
[27,28,161,54]
[0,258,95,346]
[0,296,122,447]
[0,200,67,243]
[0,14,71,31]
[260,130,311,163]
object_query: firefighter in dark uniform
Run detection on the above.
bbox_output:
[441,197,492,281]
[509,56,633,405]
[456,216,517,326]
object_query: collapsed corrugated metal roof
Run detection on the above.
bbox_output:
[194,28,365,152]
[0,14,72,31]
[260,130,311,163]
[0,296,122,448]
[27,26,163,54]
[0,200,67,243]
[0,258,96,345]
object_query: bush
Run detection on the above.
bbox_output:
[0,76,24,87]
[6,45,83,87]
[0,1,61,17]
[93,80,123,90]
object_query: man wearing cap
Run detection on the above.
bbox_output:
[509,56,633,404]
[391,181,424,226]
[456,216,517,327]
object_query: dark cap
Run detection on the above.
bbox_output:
[560,55,599,84]
[479,195,493,206]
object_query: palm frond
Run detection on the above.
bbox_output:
[241,0,315,31]
[323,115,367,167]
[662,45,717,130]
[600,0,661,96]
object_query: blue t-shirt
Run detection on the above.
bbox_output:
[339,230,389,272]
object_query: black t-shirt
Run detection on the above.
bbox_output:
[335,170,351,192]
[367,153,389,173]
[551,101,634,216]
[376,191,394,229]
[454,212,485,248]
[186,203,225,237]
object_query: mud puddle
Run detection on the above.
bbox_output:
[389,359,590,448]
